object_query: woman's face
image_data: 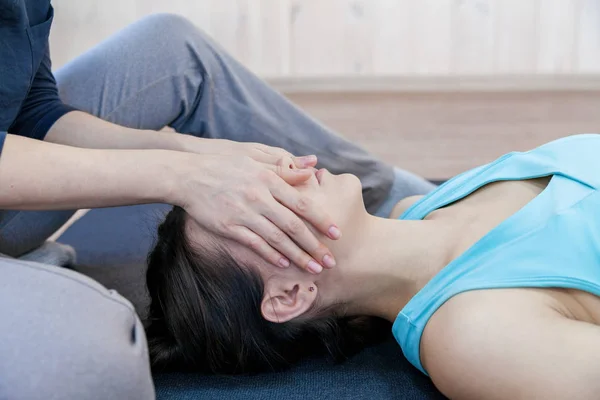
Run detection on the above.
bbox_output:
[188,168,366,260]
[297,168,366,233]
[186,169,367,323]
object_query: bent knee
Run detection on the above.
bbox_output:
[0,261,155,399]
[1,306,154,400]
[128,12,219,75]
[136,13,206,44]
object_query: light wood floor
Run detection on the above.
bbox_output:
[287,90,600,180]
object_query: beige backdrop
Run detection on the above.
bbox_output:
[50,0,600,76]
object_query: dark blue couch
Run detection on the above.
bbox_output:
[59,204,445,400]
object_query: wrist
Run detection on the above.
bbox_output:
[153,149,208,208]
[171,133,209,154]
[136,129,188,153]
[152,149,181,206]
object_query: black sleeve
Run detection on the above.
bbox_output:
[8,43,77,140]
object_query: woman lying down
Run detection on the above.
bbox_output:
[145,133,600,399]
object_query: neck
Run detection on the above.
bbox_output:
[319,215,450,322]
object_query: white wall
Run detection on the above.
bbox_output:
[50,0,600,76]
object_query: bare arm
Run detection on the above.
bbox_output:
[1,130,339,272]
[45,111,191,151]
[0,134,176,210]
[41,111,342,271]
[45,111,306,164]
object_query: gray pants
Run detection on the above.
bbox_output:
[0,257,155,400]
[0,14,434,400]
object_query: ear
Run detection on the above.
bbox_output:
[261,279,317,323]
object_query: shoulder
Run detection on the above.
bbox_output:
[420,291,503,395]
[420,288,600,399]
[389,195,423,219]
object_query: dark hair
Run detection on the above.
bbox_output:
[145,206,390,374]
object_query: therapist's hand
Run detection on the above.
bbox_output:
[168,148,340,273]
[46,112,340,271]
[181,137,310,167]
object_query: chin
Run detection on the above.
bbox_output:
[338,174,367,212]
[341,174,363,193]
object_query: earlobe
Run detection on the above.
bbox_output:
[261,283,317,323]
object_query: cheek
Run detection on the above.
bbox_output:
[346,175,366,212]
[324,175,365,227]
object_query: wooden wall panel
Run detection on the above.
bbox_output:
[340,0,376,75]
[51,0,137,67]
[577,0,600,72]
[258,0,291,76]
[450,0,496,74]
[371,0,414,74]
[290,0,376,75]
[410,0,453,75]
[536,0,580,73]
[49,0,600,76]
[134,0,211,30]
[289,0,342,74]
[206,0,255,69]
[493,0,538,73]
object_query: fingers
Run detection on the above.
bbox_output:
[269,168,341,242]
[259,156,312,186]
[227,154,339,274]
[262,157,341,241]
[294,155,318,168]
[261,201,336,272]
[275,156,313,185]
[229,225,291,269]
[252,144,317,169]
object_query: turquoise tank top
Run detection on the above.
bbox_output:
[393,134,600,375]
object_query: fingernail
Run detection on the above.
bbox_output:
[299,155,317,165]
[328,225,342,239]
[307,260,323,274]
[278,258,290,268]
[322,254,336,268]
